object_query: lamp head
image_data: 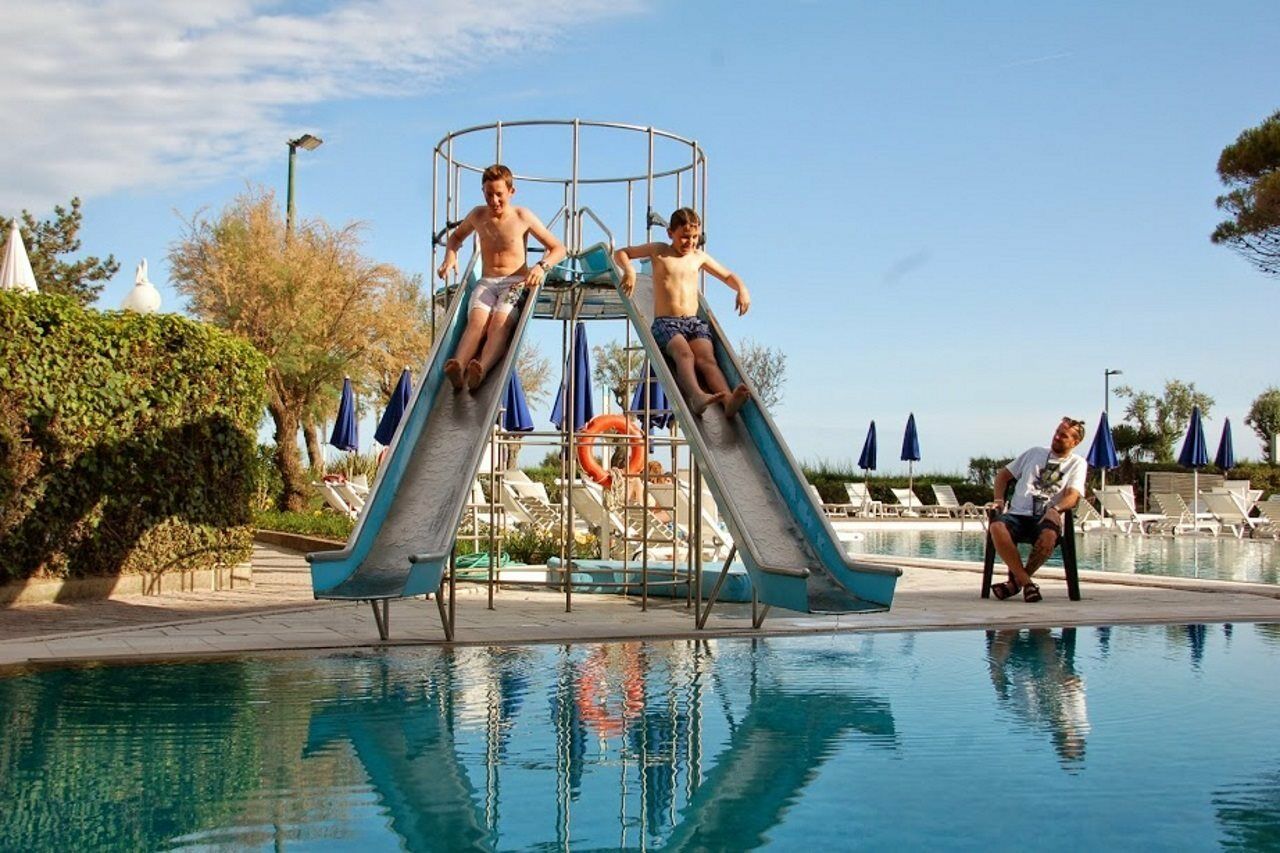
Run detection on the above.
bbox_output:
[289,133,323,151]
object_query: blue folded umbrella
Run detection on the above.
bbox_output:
[550,322,595,430]
[503,373,535,432]
[329,376,358,452]
[374,368,412,446]
[857,421,877,472]
[900,413,920,462]
[629,365,673,430]
[1086,411,1118,471]
[1214,418,1235,472]
[1178,406,1208,469]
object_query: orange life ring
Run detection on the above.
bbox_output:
[576,414,644,487]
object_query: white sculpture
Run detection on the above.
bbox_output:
[122,258,161,313]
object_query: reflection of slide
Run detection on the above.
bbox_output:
[308,273,539,611]
[303,660,488,849]
[620,273,902,613]
[661,688,896,851]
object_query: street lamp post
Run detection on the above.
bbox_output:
[286,133,324,235]
[1101,368,1123,499]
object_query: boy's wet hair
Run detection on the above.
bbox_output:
[482,164,514,189]
[669,207,701,230]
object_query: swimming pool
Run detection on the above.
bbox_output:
[843,528,1280,584]
[3,626,1279,850]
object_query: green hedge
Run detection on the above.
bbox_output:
[0,293,267,581]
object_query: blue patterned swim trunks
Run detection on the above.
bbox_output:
[651,315,711,350]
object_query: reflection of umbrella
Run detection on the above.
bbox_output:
[374,368,412,445]
[550,322,594,430]
[1215,418,1235,473]
[329,376,358,452]
[629,365,673,430]
[857,420,877,488]
[901,413,920,512]
[1087,412,1119,514]
[502,373,534,432]
[0,222,38,293]
[1179,405,1209,525]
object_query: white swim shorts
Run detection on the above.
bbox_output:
[470,274,525,315]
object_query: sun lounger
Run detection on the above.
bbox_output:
[890,487,951,518]
[930,484,985,519]
[1253,497,1280,538]
[1072,498,1106,532]
[1096,487,1168,534]
[807,483,854,518]
[1200,489,1264,538]
[501,474,561,532]
[1150,492,1221,536]
[312,478,359,518]
[843,482,884,517]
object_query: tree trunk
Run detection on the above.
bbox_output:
[268,400,307,511]
[303,419,324,474]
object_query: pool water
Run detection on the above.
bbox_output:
[844,529,1280,584]
[3,626,1280,850]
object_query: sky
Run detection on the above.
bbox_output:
[4,0,1278,474]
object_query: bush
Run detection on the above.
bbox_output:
[253,509,353,541]
[502,527,597,565]
[0,293,267,581]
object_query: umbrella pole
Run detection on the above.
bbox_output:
[908,462,914,514]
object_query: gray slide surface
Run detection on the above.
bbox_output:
[619,274,900,612]
[309,281,538,600]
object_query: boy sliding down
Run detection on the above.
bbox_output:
[437,164,566,391]
[613,207,751,417]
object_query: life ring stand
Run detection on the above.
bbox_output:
[576,414,644,487]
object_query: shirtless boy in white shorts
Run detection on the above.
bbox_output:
[613,207,751,417]
[437,164,566,391]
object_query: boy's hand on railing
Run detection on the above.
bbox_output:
[436,254,456,280]
[620,273,636,297]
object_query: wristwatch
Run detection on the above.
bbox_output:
[535,260,548,272]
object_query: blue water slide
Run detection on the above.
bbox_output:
[616,267,902,613]
[306,264,540,618]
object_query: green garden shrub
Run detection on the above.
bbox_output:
[0,293,267,581]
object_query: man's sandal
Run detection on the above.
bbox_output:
[991,580,1021,601]
[1023,582,1042,603]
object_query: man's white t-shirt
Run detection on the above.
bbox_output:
[1005,447,1087,517]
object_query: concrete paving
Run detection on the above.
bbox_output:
[3,541,1280,669]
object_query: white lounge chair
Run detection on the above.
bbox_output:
[930,484,984,519]
[843,482,884,517]
[890,487,951,518]
[806,483,853,518]
[1150,492,1221,536]
[1200,489,1264,539]
[1253,497,1280,538]
[501,473,562,532]
[312,478,359,518]
[1096,487,1167,534]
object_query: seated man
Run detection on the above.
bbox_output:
[989,417,1088,603]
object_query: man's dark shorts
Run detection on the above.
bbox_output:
[652,316,711,351]
[994,512,1061,546]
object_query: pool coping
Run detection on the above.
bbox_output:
[3,538,1280,672]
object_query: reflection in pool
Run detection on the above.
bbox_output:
[844,528,1280,584]
[3,626,1280,850]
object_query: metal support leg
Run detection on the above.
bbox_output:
[369,599,389,641]
[696,545,736,630]
[436,576,455,641]
[751,590,771,629]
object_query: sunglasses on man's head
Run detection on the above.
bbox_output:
[1061,417,1085,428]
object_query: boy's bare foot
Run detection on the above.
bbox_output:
[465,359,486,391]
[723,384,750,418]
[444,358,464,391]
[690,391,725,416]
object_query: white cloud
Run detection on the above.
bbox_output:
[0,0,639,211]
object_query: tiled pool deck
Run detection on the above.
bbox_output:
[3,540,1280,668]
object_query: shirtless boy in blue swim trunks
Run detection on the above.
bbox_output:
[437,164,566,391]
[613,208,751,417]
